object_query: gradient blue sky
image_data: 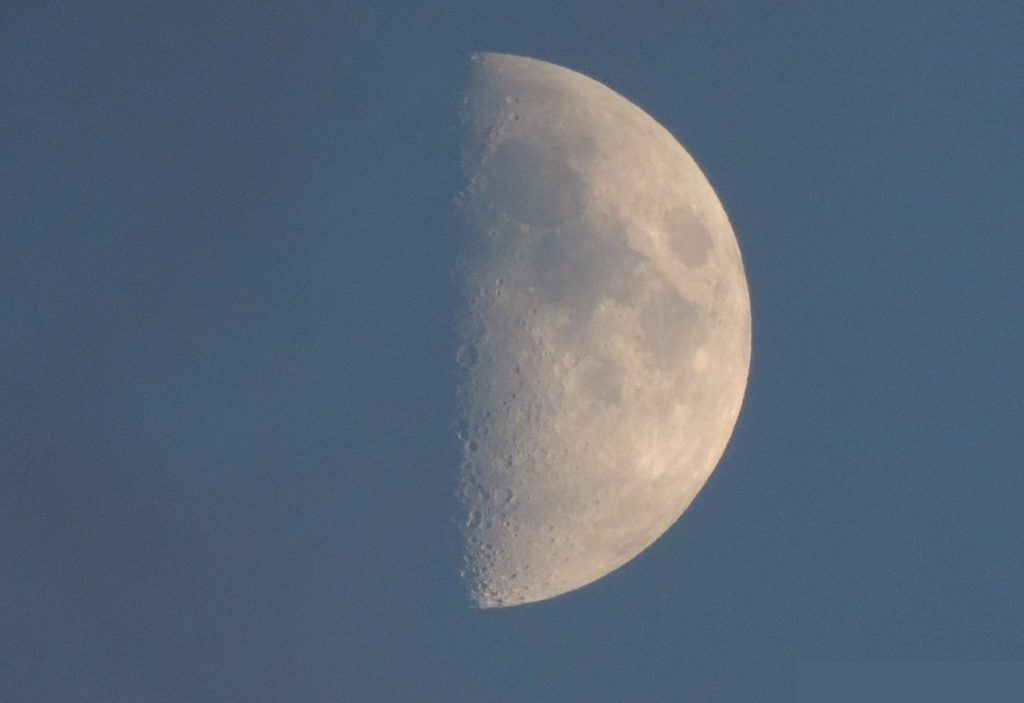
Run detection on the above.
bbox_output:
[2,3,1022,701]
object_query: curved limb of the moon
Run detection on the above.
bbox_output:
[455,53,751,608]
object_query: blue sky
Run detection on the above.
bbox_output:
[2,3,1022,701]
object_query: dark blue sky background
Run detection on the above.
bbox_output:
[2,3,1022,701]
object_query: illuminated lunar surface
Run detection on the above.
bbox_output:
[455,53,751,608]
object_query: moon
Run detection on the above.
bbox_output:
[454,53,751,608]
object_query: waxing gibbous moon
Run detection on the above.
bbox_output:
[454,53,751,608]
